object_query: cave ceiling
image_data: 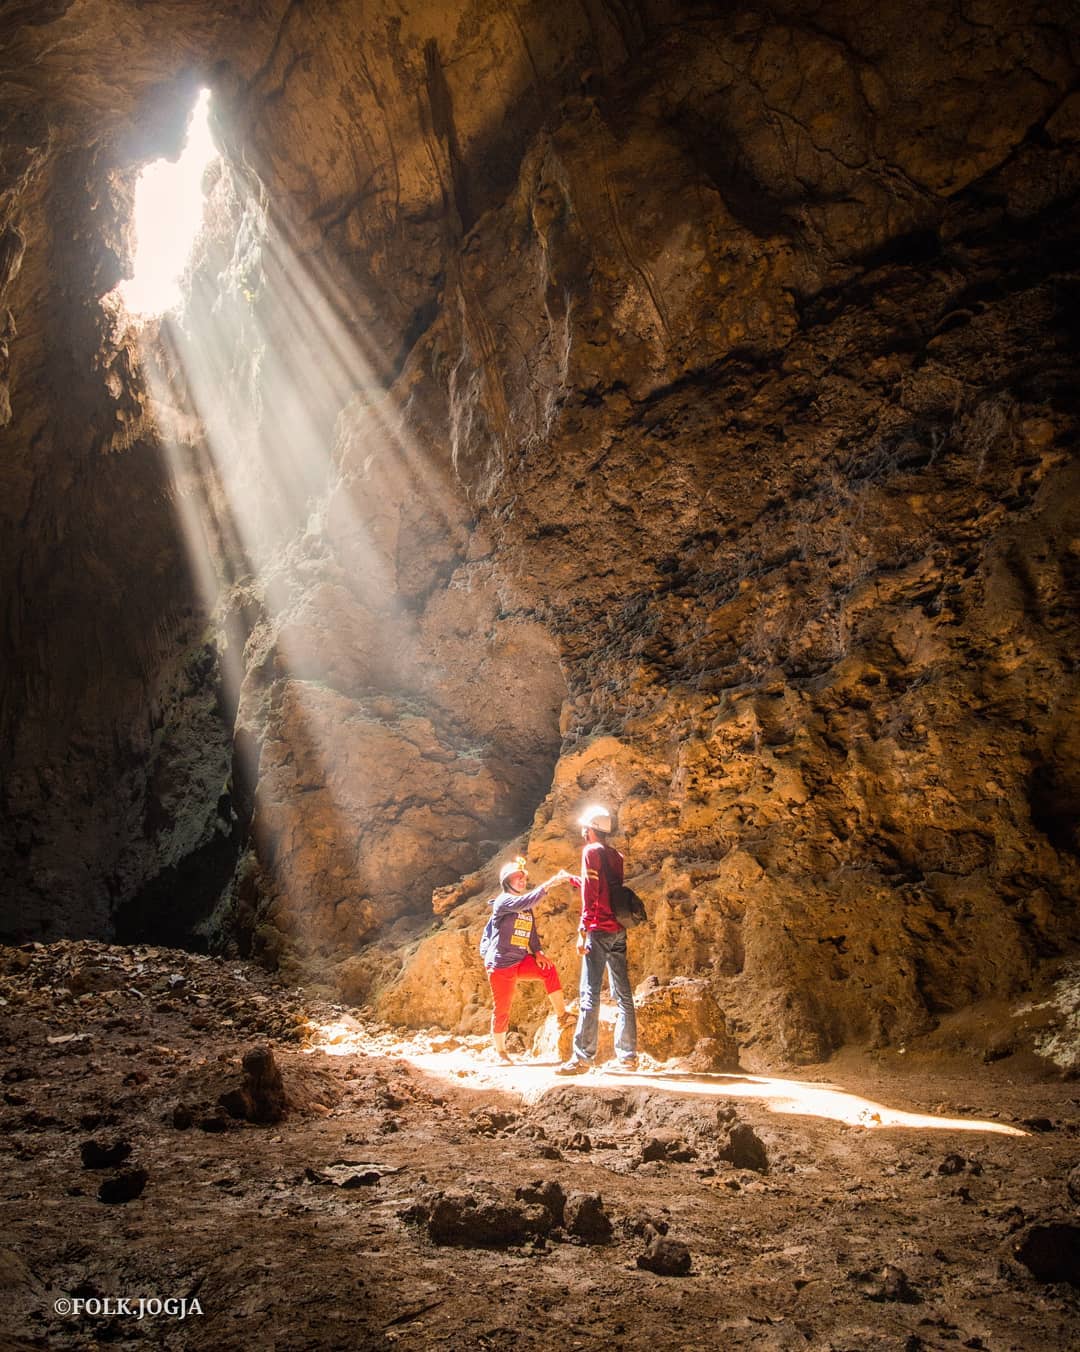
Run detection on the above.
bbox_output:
[0,0,1078,1068]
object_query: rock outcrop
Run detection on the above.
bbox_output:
[0,1,1078,1067]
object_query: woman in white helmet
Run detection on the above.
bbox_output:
[479,856,574,1063]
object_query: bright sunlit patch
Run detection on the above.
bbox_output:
[118,88,219,317]
[302,1017,1028,1137]
[307,1019,363,1053]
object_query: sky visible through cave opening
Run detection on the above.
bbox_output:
[119,87,218,317]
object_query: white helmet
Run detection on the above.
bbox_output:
[578,805,612,834]
[499,856,528,887]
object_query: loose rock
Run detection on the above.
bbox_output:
[420,1188,551,1248]
[719,1123,768,1173]
[634,979,740,1069]
[849,1265,921,1303]
[98,1169,148,1205]
[641,1131,695,1163]
[79,1139,132,1169]
[564,1191,612,1244]
[218,1045,287,1124]
[637,1233,692,1276]
[626,1214,670,1239]
[514,1179,566,1228]
[304,1163,382,1188]
[1011,1223,1080,1287]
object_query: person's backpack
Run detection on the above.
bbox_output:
[478,914,498,966]
[611,880,648,928]
[600,848,648,929]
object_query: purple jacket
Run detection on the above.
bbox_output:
[479,882,552,970]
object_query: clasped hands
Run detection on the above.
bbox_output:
[533,871,579,969]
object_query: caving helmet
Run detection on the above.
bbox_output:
[577,805,613,835]
[499,856,529,889]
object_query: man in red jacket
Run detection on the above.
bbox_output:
[556,805,638,1074]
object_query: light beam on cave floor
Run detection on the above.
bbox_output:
[303,1017,1029,1136]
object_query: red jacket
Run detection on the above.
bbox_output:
[578,841,623,933]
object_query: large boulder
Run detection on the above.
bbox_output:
[634,977,741,1070]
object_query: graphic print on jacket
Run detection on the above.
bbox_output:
[509,912,533,950]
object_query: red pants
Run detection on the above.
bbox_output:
[487,954,562,1034]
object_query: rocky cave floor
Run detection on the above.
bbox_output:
[1,943,1078,1351]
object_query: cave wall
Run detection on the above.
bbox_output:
[0,0,1077,1065]
[0,4,292,938]
[382,1,1080,1061]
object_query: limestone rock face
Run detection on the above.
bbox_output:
[633,978,741,1070]
[1,1,1078,1066]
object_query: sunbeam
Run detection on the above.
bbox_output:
[120,111,472,963]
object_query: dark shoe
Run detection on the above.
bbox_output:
[554,1060,590,1076]
[612,1057,639,1072]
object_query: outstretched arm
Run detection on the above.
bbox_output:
[489,870,573,919]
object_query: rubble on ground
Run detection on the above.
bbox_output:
[1,940,1078,1349]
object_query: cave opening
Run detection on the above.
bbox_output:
[115,86,219,319]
